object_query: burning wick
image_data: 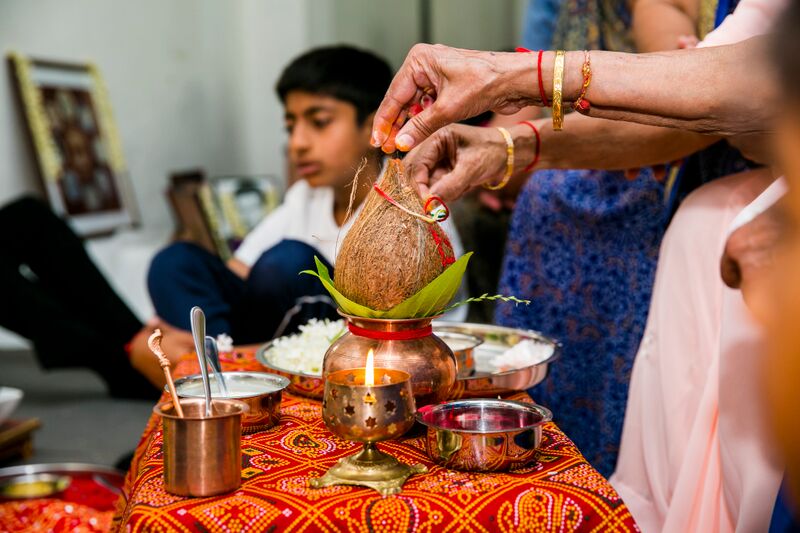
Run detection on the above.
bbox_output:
[365,349,375,387]
[363,349,377,404]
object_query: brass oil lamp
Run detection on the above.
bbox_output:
[310,350,427,496]
[322,314,457,407]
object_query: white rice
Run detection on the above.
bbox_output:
[265,318,345,375]
[489,339,554,372]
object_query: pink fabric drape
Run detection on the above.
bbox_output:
[610,170,782,532]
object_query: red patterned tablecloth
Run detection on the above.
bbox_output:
[112,350,638,532]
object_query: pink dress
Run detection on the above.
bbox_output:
[609,1,787,530]
[610,170,783,531]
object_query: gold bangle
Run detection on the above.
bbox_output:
[483,127,514,190]
[552,50,565,131]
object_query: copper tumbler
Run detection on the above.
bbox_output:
[154,398,249,497]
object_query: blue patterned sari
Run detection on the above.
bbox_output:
[496,0,745,477]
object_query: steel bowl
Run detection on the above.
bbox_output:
[172,371,288,433]
[416,399,552,472]
[435,331,483,378]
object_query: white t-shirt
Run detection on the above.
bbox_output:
[235,179,359,267]
[234,178,469,321]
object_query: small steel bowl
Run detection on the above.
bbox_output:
[416,399,552,472]
[0,473,71,499]
[171,371,289,433]
[435,331,483,378]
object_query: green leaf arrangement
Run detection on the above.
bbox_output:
[301,252,530,319]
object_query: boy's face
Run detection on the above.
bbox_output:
[283,91,375,189]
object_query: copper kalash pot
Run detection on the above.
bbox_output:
[322,314,457,407]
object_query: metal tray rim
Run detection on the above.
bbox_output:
[255,322,560,381]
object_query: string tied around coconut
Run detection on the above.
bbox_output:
[372,183,449,224]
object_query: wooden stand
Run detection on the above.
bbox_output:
[0,419,41,464]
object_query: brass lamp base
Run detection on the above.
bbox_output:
[309,443,427,496]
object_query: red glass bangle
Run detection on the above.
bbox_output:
[518,121,541,173]
[515,47,549,108]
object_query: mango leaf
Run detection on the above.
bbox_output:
[299,257,380,317]
[300,252,472,319]
[382,252,472,318]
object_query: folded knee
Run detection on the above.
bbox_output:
[248,240,325,294]
[148,242,210,291]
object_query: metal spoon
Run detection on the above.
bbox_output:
[204,335,229,397]
[190,306,212,417]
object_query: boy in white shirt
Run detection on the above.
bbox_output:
[147,46,464,345]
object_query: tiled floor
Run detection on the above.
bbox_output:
[1,349,153,468]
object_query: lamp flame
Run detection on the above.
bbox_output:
[365,349,375,386]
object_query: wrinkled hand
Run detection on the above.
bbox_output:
[371,44,532,153]
[405,124,509,201]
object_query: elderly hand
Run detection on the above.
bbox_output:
[371,44,536,153]
[405,123,537,201]
[720,196,784,316]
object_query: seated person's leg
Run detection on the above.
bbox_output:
[0,196,142,348]
[237,239,337,342]
[0,259,156,399]
[147,242,246,336]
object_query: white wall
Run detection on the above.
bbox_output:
[0,0,527,348]
[0,0,311,233]
[0,0,312,346]
[307,0,527,70]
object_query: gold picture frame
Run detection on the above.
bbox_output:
[8,52,139,236]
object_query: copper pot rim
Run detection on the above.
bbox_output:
[154,398,250,421]
[416,399,553,434]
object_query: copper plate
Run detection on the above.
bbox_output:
[0,463,124,500]
[257,322,558,399]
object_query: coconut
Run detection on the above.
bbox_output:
[334,159,455,311]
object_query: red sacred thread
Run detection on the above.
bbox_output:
[515,48,549,108]
[372,183,455,267]
[423,195,449,222]
[348,322,432,340]
[373,184,449,223]
[430,225,456,268]
[537,50,549,107]
[518,120,541,173]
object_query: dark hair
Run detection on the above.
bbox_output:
[276,45,393,124]
[772,0,800,95]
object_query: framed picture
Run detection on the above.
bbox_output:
[166,171,283,260]
[209,175,282,246]
[7,52,139,236]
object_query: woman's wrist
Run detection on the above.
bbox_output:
[535,51,588,107]
[496,52,542,107]
[508,123,540,173]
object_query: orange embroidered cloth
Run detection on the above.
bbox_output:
[113,350,638,532]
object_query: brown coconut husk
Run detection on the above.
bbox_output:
[334,159,455,310]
